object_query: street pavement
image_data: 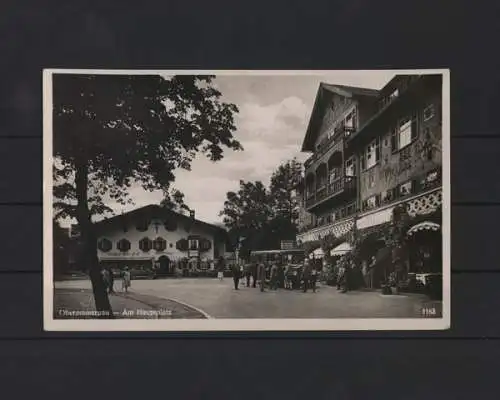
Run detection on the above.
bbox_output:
[54,277,441,319]
[54,288,206,319]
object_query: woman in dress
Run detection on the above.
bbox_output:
[122,267,131,293]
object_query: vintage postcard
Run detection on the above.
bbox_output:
[43,69,450,331]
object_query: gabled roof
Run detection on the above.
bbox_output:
[93,204,227,235]
[300,83,380,152]
[321,83,380,99]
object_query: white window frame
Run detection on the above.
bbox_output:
[398,117,412,149]
[345,111,354,130]
[345,157,355,177]
[399,181,413,196]
[365,139,379,170]
[366,196,377,209]
[189,239,199,250]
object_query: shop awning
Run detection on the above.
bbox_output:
[330,242,352,256]
[406,221,440,237]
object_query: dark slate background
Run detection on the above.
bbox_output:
[1,0,499,397]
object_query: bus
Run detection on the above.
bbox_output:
[249,249,305,265]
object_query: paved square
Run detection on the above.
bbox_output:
[54,277,441,319]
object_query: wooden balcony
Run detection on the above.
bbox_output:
[305,176,356,210]
[304,127,354,170]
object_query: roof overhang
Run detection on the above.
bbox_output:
[301,83,380,152]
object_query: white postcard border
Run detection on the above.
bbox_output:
[43,69,451,331]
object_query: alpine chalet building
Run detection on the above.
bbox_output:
[296,74,443,289]
[94,205,228,276]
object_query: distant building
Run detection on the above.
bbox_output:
[94,205,228,274]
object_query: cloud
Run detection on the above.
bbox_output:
[62,73,397,228]
[113,95,313,225]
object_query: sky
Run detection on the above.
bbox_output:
[59,71,396,228]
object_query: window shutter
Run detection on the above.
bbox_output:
[391,128,397,152]
[375,138,381,162]
[361,152,366,170]
[411,114,418,141]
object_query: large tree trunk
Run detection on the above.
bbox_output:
[75,162,114,318]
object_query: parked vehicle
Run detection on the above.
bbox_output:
[129,266,154,280]
[285,264,303,290]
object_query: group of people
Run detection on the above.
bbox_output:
[101,266,131,294]
[328,255,373,293]
[222,258,319,293]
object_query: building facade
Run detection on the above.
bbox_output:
[296,75,443,285]
[94,205,227,274]
[296,82,379,244]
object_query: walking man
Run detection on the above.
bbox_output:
[302,259,312,293]
[270,262,279,290]
[232,263,241,290]
[251,262,258,288]
[257,261,266,292]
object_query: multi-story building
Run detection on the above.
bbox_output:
[297,74,443,284]
[296,82,380,245]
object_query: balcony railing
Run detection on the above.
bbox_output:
[297,202,358,234]
[304,127,355,169]
[305,176,356,209]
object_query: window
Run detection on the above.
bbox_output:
[345,157,355,177]
[368,173,375,188]
[329,167,340,183]
[139,237,153,252]
[189,239,199,250]
[391,115,418,152]
[381,189,394,204]
[399,181,413,197]
[423,104,435,121]
[365,195,378,210]
[362,138,380,170]
[98,238,112,252]
[399,117,412,148]
[345,109,356,131]
[153,237,167,251]
[389,89,399,101]
[117,239,131,252]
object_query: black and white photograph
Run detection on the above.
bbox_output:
[43,69,450,331]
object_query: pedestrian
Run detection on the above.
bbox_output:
[217,256,225,281]
[251,262,258,288]
[311,265,318,293]
[302,259,312,293]
[270,262,279,290]
[257,262,266,292]
[122,267,131,293]
[232,263,241,290]
[278,262,285,289]
[107,267,115,294]
[101,267,110,292]
[245,263,252,287]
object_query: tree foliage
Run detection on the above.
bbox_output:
[52,73,242,313]
[219,159,303,260]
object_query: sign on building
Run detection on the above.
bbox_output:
[280,240,296,250]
